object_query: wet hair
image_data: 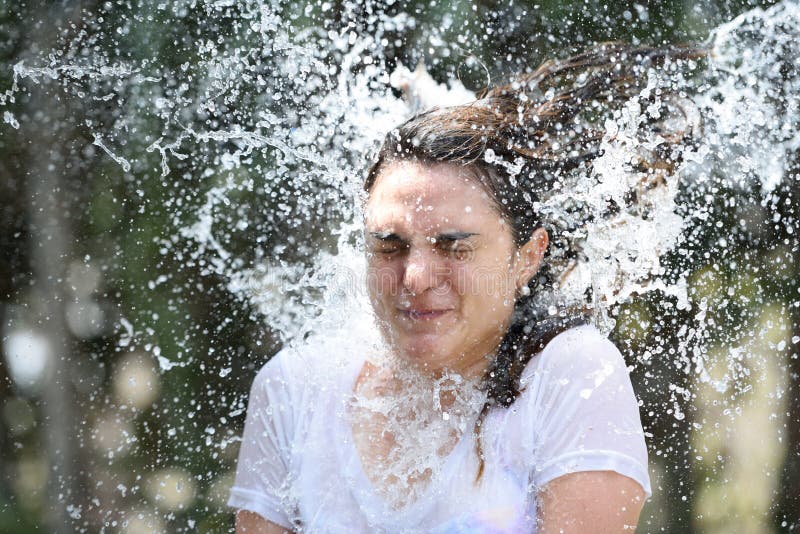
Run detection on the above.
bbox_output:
[364,43,705,481]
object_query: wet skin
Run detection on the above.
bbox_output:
[364,160,547,379]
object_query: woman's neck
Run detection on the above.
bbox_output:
[350,356,487,507]
[381,352,487,411]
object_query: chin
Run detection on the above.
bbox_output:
[396,335,452,366]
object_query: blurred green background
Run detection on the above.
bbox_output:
[1,0,798,532]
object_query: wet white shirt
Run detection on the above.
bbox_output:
[228,324,651,533]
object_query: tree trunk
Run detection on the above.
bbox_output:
[776,269,800,529]
[22,85,82,534]
[19,2,89,531]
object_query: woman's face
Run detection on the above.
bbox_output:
[364,160,544,378]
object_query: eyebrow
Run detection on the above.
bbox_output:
[435,231,479,242]
[368,231,479,242]
[369,231,404,241]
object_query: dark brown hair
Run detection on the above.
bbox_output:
[364,43,705,481]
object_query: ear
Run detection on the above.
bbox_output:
[514,227,549,290]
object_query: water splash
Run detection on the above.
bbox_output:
[3,0,800,524]
[4,0,797,366]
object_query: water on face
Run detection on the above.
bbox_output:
[2,0,800,530]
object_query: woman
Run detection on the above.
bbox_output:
[229,43,700,533]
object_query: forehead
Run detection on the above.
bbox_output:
[365,161,501,231]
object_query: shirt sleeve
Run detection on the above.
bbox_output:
[521,325,652,497]
[227,353,297,529]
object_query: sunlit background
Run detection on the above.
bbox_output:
[1,0,799,532]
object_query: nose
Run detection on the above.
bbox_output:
[402,247,446,295]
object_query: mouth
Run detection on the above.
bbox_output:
[397,308,453,321]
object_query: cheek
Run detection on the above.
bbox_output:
[455,261,515,305]
[366,261,401,303]
[463,274,515,331]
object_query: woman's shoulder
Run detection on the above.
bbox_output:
[520,323,626,386]
[509,323,650,497]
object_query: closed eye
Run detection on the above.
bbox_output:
[436,239,475,260]
[373,244,407,255]
[367,231,408,255]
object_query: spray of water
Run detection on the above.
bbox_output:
[3,0,800,526]
[5,2,794,341]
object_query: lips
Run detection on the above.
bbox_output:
[397,308,453,321]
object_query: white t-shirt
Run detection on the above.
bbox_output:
[228,324,651,533]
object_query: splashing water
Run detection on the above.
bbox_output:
[3,0,800,529]
[348,357,486,509]
[6,2,796,344]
